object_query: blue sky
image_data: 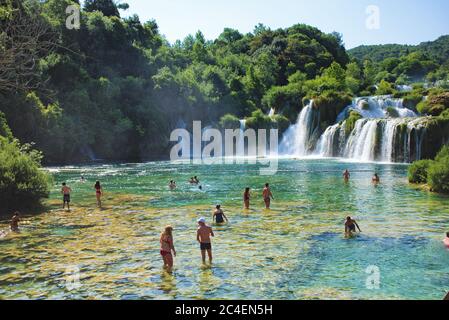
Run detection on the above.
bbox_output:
[118,0,449,49]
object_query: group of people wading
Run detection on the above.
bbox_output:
[5,168,448,276]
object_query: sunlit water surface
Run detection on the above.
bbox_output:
[1,159,448,300]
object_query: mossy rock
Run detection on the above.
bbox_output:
[386,107,399,118]
[345,111,363,136]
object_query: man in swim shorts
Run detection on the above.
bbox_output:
[61,182,72,211]
[213,205,228,224]
[197,217,214,264]
[263,183,274,209]
[345,216,361,237]
[343,169,350,182]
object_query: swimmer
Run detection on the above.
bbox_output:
[444,232,449,248]
[197,217,214,264]
[343,169,350,182]
[213,205,228,224]
[10,212,20,232]
[160,226,176,273]
[80,176,85,183]
[189,177,197,184]
[61,182,72,211]
[94,181,103,208]
[345,216,361,237]
[169,180,177,190]
[194,176,200,184]
[243,187,251,209]
[372,173,380,183]
[263,183,274,209]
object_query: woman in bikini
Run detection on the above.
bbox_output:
[94,181,103,208]
[243,188,251,209]
[160,226,176,272]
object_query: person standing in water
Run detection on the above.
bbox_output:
[197,217,214,264]
[10,212,20,232]
[94,181,103,208]
[263,183,274,209]
[343,169,351,182]
[61,182,72,211]
[345,216,361,237]
[160,225,176,272]
[169,180,177,190]
[243,188,251,209]
[372,173,380,183]
[213,205,228,224]
[443,232,449,248]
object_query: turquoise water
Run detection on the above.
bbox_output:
[0,159,448,300]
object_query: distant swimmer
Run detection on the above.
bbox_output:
[343,169,350,182]
[94,181,103,208]
[263,183,274,209]
[169,180,177,190]
[197,217,214,264]
[61,182,72,211]
[444,232,449,248]
[189,177,197,184]
[372,173,380,183]
[243,188,251,209]
[194,176,200,184]
[80,176,85,183]
[213,205,228,224]
[160,225,176,273]
[10,212,20,232]
[199,185,203,191]
[345,216,361,237]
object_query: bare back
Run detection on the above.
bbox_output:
[197,225,213,243]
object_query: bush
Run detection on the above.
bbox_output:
[0,137,51,214]
[219,114,241,130]
[428,159,449,193]
[272,114,291,133]
[408,159,432,183]
[245,109,273,130]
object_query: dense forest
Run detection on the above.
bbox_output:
[1,0,449,210]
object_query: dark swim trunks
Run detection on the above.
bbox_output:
[348,224,356,232]
[200,243,212,251]
[63,194,71,203]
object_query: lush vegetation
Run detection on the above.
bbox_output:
[408,145,449,194]
[0,113,51,214]
[1,0,448,166]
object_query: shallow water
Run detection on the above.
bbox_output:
[1,159,448,300]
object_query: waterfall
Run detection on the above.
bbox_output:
[268,108,275,117]
[315,118,427,163]
[237,119,246,156]
[280,95,425,163]
[344,119,379,161]
[279,100,319,156]
[316,123,340,157]
[337,96,417,121]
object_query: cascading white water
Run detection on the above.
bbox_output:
[345,120,379,161]
[316,123,340,157]
[279,101,317,156]
[281,95,426,163]
[237,119,246,156]
[268,108,275,117]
